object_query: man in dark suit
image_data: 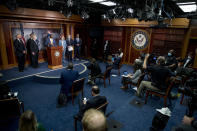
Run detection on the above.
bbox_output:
[66,35,74,61]
[183,52,194,68]
[103,40,110,61]
[26,33,33,65]
[77,85,107,120]
[14,34,26,72]
[87,58,101,85]
[29,34,39,68]
[74,34,82,60]
[59,62,79,98]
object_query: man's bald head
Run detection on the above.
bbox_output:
[82,109,107,131]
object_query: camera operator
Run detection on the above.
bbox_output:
[172,73,197,131]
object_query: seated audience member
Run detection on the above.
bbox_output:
[59,62,79,100]
[121,59,143,89]
[19,110,46,131]
[77,85,107,120]
[87,58,101,84]
[136,54,173,97]
[183,52,194,68]
[172,115,197,131]
[82,109,107,131]
[165,49,178,71]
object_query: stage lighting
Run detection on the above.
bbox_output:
[67,0,73,7]
[81,11,89,19]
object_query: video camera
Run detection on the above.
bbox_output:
[178,71,197,117]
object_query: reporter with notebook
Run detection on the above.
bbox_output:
[121,59,143,89]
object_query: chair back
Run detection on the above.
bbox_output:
[104,67,113,79]
[71,78,85,93]
[0,98,21,118]
[96,101,108,114]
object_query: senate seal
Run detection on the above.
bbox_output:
[131,30,150,50]
[54,51,60,57]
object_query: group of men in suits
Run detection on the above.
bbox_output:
[14,33,39,72]
[45,33,82,62]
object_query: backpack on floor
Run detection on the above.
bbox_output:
[58,93,67,105]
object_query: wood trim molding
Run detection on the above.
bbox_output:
[102,18,190,28]
[0,22,8,69]
[0,5,83,23]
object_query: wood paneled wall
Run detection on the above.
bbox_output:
[0,5,83,69]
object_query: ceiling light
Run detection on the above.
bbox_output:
[178,4,197,12]
[127,8,133,13]
[177,2,196,5]
[89,0,104,2]
[100,1,116,6]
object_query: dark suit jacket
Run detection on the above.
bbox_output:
[59,69,79,95]
[104,43,110,53]
[14,39,26,57]
[78,95,107,119]
[73,38,82,49]
[45,38,56,47]
[29,40,39,54]
[66,39,74,51]
[87,62,101,77]
[26,38,32,53]
[183,58,194,67]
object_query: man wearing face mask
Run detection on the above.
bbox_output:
[29,34,39,68]
[74,34,82,60]
[183,52,194,68]
[66,35,74,61]
[165,49,178,71]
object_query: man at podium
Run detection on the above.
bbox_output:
[45,34,56,47]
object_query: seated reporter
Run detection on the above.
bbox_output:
[82,109,107,131]
[165,49,178,71]
[59,63,79,99]
[172,115,197,131]
[77,86,107,120]
[136,54,173,97]
[19,110,45,131]
[121,59,143,89]
[87,58,101,85]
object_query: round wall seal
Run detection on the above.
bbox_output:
[54,51,60,57]
[131,30,150,50]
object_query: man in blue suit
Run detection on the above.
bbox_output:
[59,62,79,98]
[45,34,56,47]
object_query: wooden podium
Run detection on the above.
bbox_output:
[47,46,63,69]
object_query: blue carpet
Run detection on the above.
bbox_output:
[0,61,192,131]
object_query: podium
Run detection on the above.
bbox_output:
[47,46,63,69]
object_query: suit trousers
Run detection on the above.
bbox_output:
[31,53,39,68]
[67,51,72,61]
[17,55,25,71]
[137,81,160,96]
[74,47,81,59]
